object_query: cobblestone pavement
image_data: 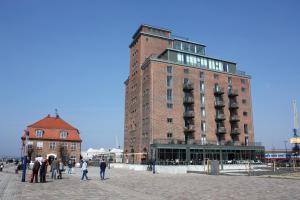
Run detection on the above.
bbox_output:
[1,166,300,200]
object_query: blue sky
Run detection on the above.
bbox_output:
[0,0,300,156]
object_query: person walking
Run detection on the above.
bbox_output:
[67,159,72,174]
[39,159,47,183]
[51,158,58,180]
[99,159,107,180]
[81,160,88,181]
[30,159,40,183]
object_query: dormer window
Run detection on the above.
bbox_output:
[35,130,44,137]
[60,131,68,139]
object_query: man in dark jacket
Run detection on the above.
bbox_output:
[31,160,40,183]
[39,159,47,183]
[99,159,107,180]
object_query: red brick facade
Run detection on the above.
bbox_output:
[124,25,255,163]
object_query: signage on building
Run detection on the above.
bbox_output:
[290,137,300,144]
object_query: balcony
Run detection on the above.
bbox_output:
[216,127,226,134]
[229,102,239,109]
[184,125,195,132]
[183,83,193,91]
[214,87,224,95]
[183,110,195,118]
[228,89,238,97]
[183,97,194,104]
[230,115,240,122]
[215,114,225,121]
[231,128,241,135]
[214,100,225,108]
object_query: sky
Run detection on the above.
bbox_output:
[0,0,300,156]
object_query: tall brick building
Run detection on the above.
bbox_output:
[124,25,264,164]
[21,114,82,163]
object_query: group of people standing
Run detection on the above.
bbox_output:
[30,158,74,183]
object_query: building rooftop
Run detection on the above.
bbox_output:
[28,115,77,130]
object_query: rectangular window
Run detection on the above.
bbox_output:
[177,53,184,63]
[71,143,77,151]
[200,94,205,104]
[37,142,43,149]
[167,103,173,109]
[167,66,172,74]
[167,76,172,87]
[201,121,206,132]
[167,118,173,123]
[243,111,248,116]
[200,81,205,92]
[167,89,172,101]
[228,77,232,85]
[49,142,56,150]
[184,68,189,74]
[241,79,246,84]
[167,133,173,138]
[242,99,247,104]
[200,71,205,79]
[244,124,248,134]
[214,74,219,79]
[201,108,205,118]
[200,58,207,67]
[241,87,246,92]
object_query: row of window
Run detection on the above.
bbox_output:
[28,141,77,150]
[173,40,205,55]
[35,130,69,139]
[176,53,228,72]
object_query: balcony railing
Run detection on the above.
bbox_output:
[184,125,195,132]
[214,87,224,95]
[230,115,240,121]
[214,100,225,107]
[228,89,238,97]
[183,83,194,91]
[229,102,239,109]
[231,128,241,135]
[183,97,194,104]
[216,127,226,134]
[183,110,195,118]
[215,114,226,121]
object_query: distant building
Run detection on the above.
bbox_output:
[21,114,82,163]
[124,24,264,164]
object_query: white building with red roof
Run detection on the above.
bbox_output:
[21,114,82,164]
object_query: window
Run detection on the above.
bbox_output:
[183,78,189,84]
[200,81,205,92]
[214,74,219,79]
[167,133,173,138]
[167,66,172,74]
[200,94,205,104]
[71,143,77,151]
[241,79,246,84]
[61,142,68,149]
[201,121,206,132]
[242,99,247,104]
[167,118,173,123]
[184,68,189,74]
[167,89,172,101]
[200,71,205,79]
[49,142,56,150]
[243,112,248,116]
[60,131,68,139]
[201,108,206,118]
[167,103,173,109]
[167,76,172,87]
[241,87,246,93]
[177,53,184,63]
[35,130,44,138]
[200,58,207,67]
[228,77,232,85]
[244,124,248,134]
[36,142,43,149]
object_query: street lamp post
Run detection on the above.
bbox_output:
[21,131,29,182]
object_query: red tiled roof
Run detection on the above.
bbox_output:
[28,115,77,130]
[22,115,81,141]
